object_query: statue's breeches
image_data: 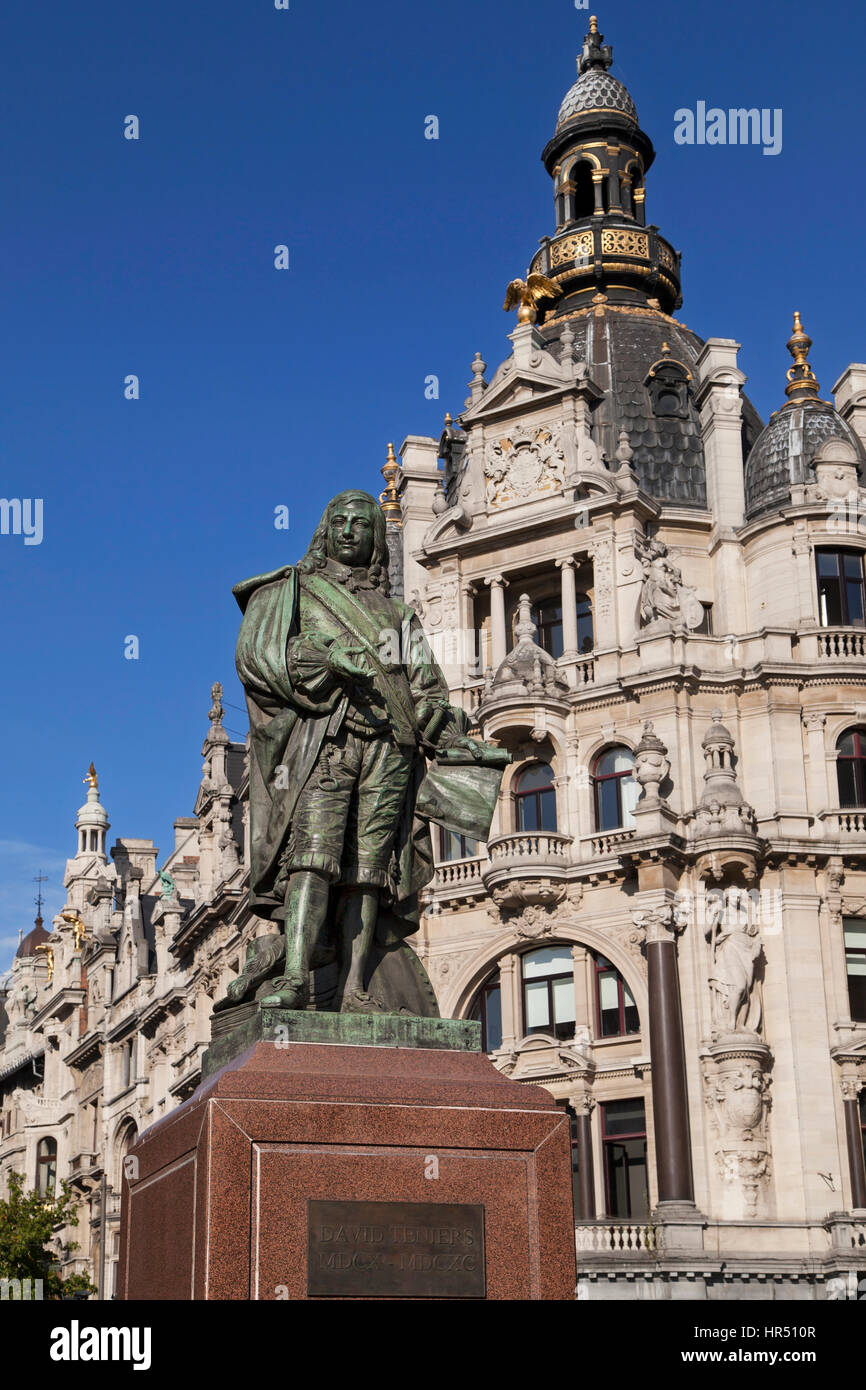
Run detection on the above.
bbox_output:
[287,727,413,888]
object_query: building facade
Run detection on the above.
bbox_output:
[2,16,866,1300]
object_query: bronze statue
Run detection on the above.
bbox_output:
[215,490,508,1019]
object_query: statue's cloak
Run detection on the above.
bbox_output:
[233,565,466,944]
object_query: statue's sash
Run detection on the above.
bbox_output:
[300,571,419,746]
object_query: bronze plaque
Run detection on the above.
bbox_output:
[307,1199,486,1299]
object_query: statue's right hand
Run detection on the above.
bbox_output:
[328,644,373,684]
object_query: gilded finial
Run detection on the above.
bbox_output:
[784,310,820,403]
[83,762,98,792]
[503,273,559,324]
[589,14,598,32]
[379,442,401,524]
[444,412,453,426]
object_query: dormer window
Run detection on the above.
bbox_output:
[646,357,691,419]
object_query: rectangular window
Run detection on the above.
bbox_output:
[601,1098,648,1220]
[522,946,576,1040]
[817,549,866,627]
[844,919,866,1020]
[439,829,478,861]
[694,602,713,635]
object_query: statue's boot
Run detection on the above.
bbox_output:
[213,934,286,1013]
[259,971,309,1010]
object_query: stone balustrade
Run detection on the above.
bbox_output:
[587,828,638,859]
[817,627,866,660]
[433,857,484,891]
[485,831,572,871]
[818,809,866,836]
[575,1221,657,1254]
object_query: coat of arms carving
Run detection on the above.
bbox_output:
[484,424,567,509]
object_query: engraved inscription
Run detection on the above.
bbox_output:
[307,1199,486,1299]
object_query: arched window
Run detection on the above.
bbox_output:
[594,955,639,1037]
[514,763,557,832]
[522,945,575,1039]
[593,747,639,831]
[837,729,866,807]
[573,161,595,219]
[36,1137,57,1198]
[470,973,502,1052]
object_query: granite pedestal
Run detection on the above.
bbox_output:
[117,1012,576,1301]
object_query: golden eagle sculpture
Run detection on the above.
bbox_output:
[503,272,560,324]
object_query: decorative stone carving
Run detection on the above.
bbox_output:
[636,536,704,631]
[484,424,566,508]
[490,884,583,932]
[630,901,685,946]
[687,711,758,843]
[633,721,670,805]
[486,593,568,700]
[703,1042,772,1218]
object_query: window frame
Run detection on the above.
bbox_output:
[594,954,640,1038]
[513,762,558,833]
[470,975,502,1053]
[836,729,866,809]
[36,1136,57,1198]
[521,946,575,1040]
[592,746,639,832]
[844,917,866,1021]
[600,1099,649,1220]
[816,548,866,628]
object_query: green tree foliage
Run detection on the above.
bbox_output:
[0,1173,96,1298]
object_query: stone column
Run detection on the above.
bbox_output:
[498,953,519,1050]
[803,712,830,813]
[460,580,478,682]
[571,943,590,1032]
[557,557,579,658]
[842,1079,866,1209]
[485,575,509,670]
[571,1092,596,1221]
[634,904,695,1207]
[591,171,605,214]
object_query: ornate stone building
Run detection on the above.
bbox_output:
[2,15,866,1300]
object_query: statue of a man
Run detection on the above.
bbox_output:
[217,490,506,1018]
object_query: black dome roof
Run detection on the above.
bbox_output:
[541,308,763,509]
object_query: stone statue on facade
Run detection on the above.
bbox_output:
[216,490,508,1019]
[637,536,704,630]
[706,899,762,1037]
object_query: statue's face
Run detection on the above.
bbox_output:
[326,499,375,568]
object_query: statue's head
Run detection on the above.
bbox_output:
[299,490,390,589]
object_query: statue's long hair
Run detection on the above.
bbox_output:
[297,490,390,592]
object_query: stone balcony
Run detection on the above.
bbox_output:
[816,809,866,838]
[481,831,572,901]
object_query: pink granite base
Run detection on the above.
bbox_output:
[118,1041,576,1301]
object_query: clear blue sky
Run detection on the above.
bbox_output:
[1,0,864,964]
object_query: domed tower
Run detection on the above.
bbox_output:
[538,14,678,315]
[744,313,864,520]
[526,16,763,508]
[74,762,109,861]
